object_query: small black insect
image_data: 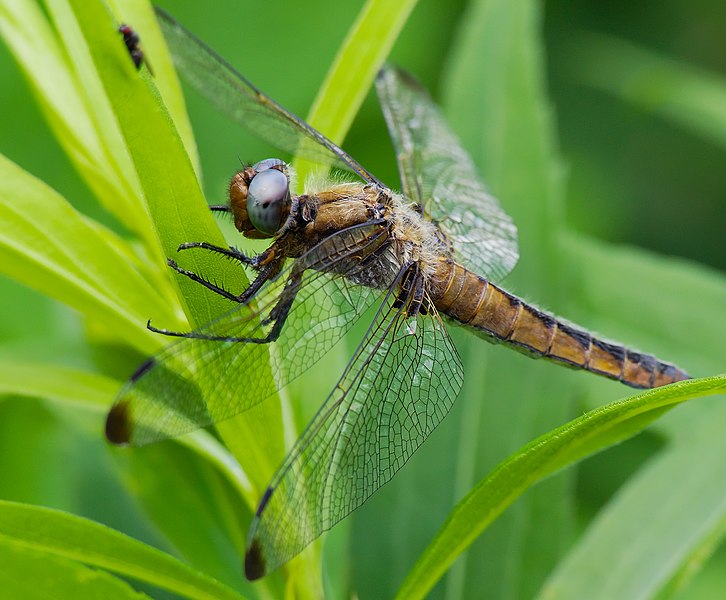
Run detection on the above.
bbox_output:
[118,24,152,74]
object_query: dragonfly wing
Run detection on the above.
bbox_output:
[155,8,380,185]
[375,66,519,281]
[107,222,396,446]
[244,271,464,578]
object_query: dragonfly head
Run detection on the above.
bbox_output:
[229,158,292,238]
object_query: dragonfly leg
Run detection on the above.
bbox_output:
[147,265,300,344]
[166,242,283,303]
[177,241,255,266]
[239,260,283,303]
[392,262,428,317]
[253,268,303,342]
[392,264,415,310]
[146,259,284,338]
[176,242,279,271]
[166,258,241,302]
[407,269,428,317]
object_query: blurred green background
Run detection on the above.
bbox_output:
[4,0,724,272]
[0,0,724,598]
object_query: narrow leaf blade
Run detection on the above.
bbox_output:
[0,501,247,600]
[395,376,726,600]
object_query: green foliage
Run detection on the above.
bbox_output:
[0,0,724,599]
[567,32,726,151]
[0,154,166,355]
[0,500,245,600]
[0,538,151,600]
[396,376,726,599]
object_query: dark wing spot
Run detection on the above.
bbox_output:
[256,485,274,517]
[130,356,156,382]
[244,537,267,581]
[105,399,132,445]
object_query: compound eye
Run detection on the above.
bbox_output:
[253,158,287,172]
[247,168,289,235]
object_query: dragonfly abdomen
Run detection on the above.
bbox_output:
[431,260,689,389]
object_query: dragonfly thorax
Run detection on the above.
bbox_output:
[387,194,450,280]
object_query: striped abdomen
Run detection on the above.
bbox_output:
[430,260,690,388]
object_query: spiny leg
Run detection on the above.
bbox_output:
[165,236,282,302]
[165,254,282,303]
[255,268,303,342]
[177,241,255,266]
[148,263,301,345]
[166,258,241,303]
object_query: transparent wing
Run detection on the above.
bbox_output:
[155,8,380,185]
[107,222,396,446]
[244,276,464,578]
[375,66,519,281]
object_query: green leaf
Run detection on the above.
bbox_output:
[122,444,249,590]
[61,0,286,509]
[654,511,726,600]
[0,359,255,519]
[566,32,726,150]
[0,0,152,244]
[0,362,116,409]
[535,235,726,600]
[294,0,418,183]
[536,413,726,600]
[0,500,247,600]
[394,376,726,600]
[0,535,150,600]
[304,0,419,143]
[65,0,233,327]
[105,0,201,176]
[0,153,177,355]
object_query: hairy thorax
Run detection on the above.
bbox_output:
[301,182,452,293]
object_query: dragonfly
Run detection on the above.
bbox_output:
[107,8,691,580]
